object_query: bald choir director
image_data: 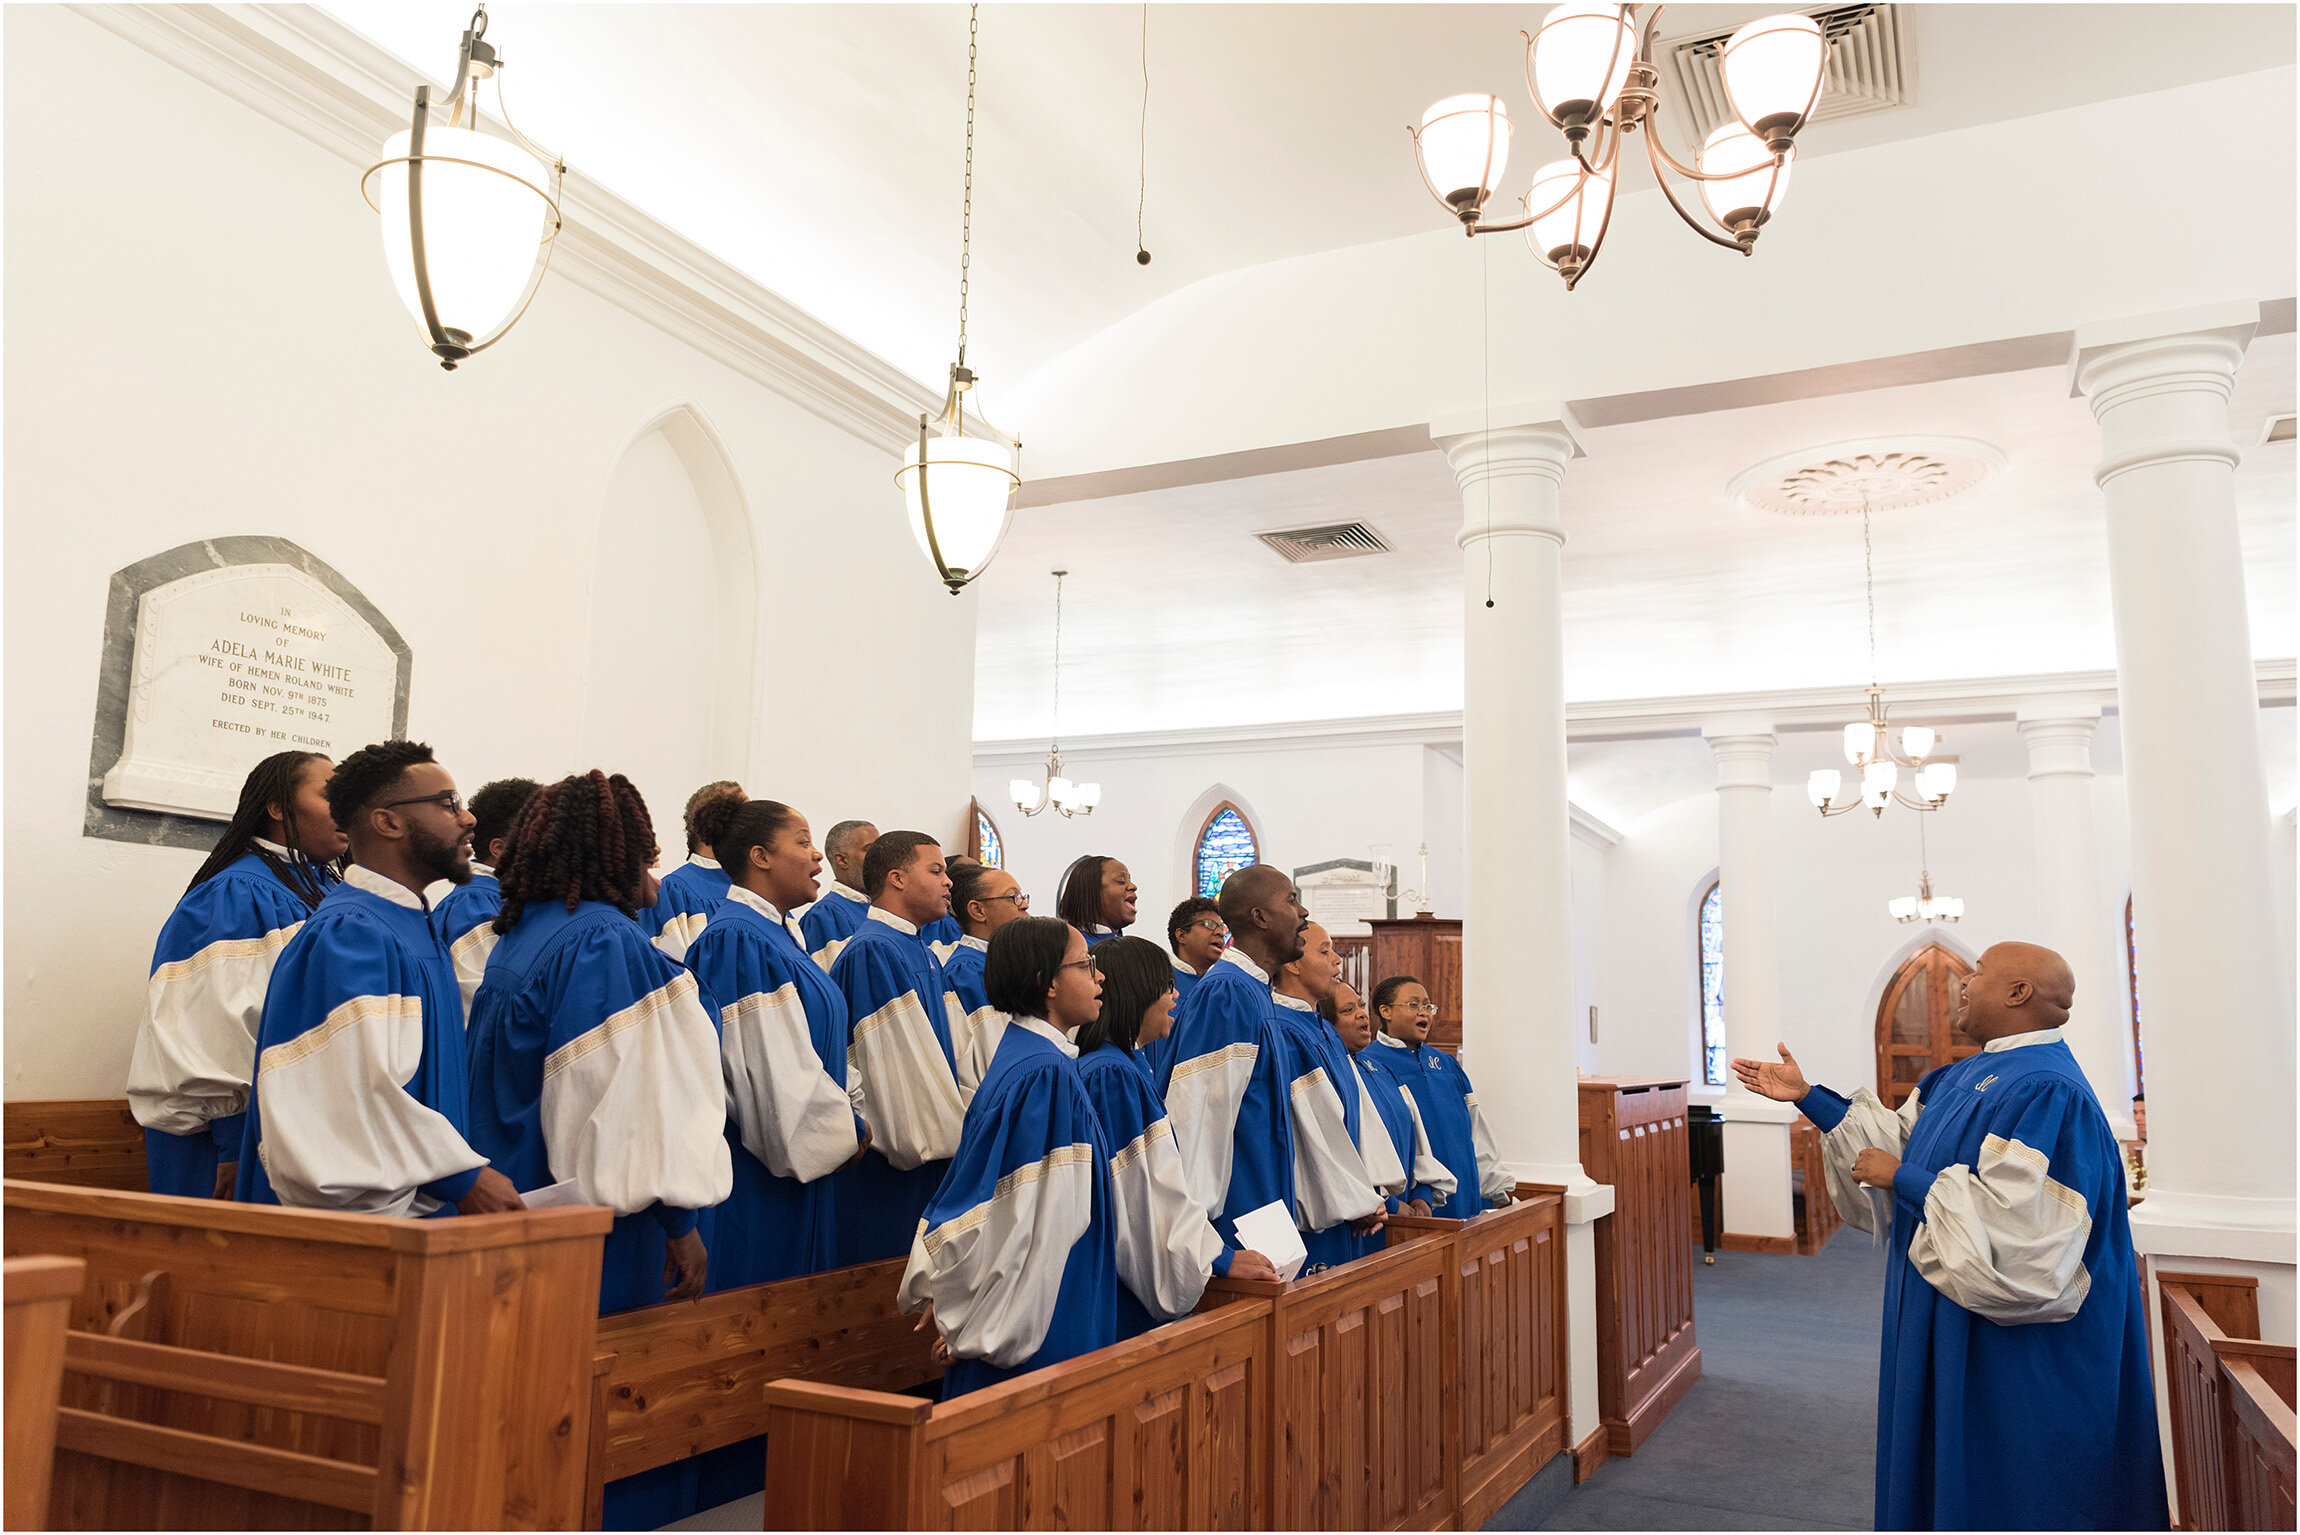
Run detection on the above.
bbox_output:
[1735,941,2165,1532]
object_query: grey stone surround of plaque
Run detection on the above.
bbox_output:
[1292,858,1395,936]
[85,537,412,851]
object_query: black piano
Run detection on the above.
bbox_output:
[1687,1104,1724,1263]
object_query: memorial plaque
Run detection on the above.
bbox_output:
[1294,859,1394,937]
[86,538,411,846]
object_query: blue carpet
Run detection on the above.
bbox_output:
[1488,1225,1883,1531]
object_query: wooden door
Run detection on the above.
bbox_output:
[1875,944,1976,1108]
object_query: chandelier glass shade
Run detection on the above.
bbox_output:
[1013,570,1098,818]
[1888,816,1962,923]
[1411,2,1826,288]
[360,7,562,371]
[1807,688,1957,817]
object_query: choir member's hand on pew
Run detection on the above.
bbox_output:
[844,1119,873,1171]
[1227,1249,1282,1284]
[213,1161,237,1201]
[1405,1198,1432,1218]
[1851,1148,1900,1188]
[1730,1042,1811,1103]
[662,1229,708,1303]
[912,1304,950,1367]
[456,1166,523,1215]
[1349,1209,1386,1237]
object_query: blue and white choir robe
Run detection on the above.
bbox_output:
[429,862,499,1019]
[1272,993,1386,1269]
[940,934,1009,1088]
[463,898,731,1311]
[1082,922,1123,949]
[642,855,730,964]
[234,865,486,1216]
[1797,1028,2166,1531]
[798,882,870,968]
[1077,1041,1229,1338]
[899,1017,1117,1397]
[1170,955,1202,1003]
[127,842,336,1196]
[1373,1032,1515,1219]
[1159,950,1381,1264]
[826,908,972,1265]
[683,886,862,1287]
[1354,1048,1456,1218]
[919,911,961,951]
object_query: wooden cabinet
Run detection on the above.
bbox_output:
[1367,917,1463,1055]
[1577,1078,1701,1456]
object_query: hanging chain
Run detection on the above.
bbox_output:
[1136,4,1149,252]
[956,3,979,367]
[1051,571,1065,743]
[1860,495,1879,688]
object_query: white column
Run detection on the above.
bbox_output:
[2015,701,2135,1141]
[1432,403,1614,1458]
[1702,718,1797,1241]
[2071,302,2294,1364]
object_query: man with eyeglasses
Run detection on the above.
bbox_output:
[941,862,1029,1082]
[1164,897,1227,1004]
[235,740,521,1219]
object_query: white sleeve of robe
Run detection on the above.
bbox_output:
[848,992,967,1169]
[719,980,861,1183]
[1289,1062,1383,1229]
[1398,1087,1459,1202]
[947,991,1002,1102]
[649,910,710,965]
[542,970,732,1216]
[447,922,497,1023]
[1109,1115,1226,1322]
[1910,1133,2094,1324]
[898,1144,1098,1368]
[1351,1063,1410,1199]
[1465,1090,1518,1202]
[127,923,302,1135]
[1816,1085,1925,1234]
[1164,1040,1256,1216]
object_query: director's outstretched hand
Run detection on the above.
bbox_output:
[1730,1042,1811,1104]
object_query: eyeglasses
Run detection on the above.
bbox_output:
[1182,917,1227,935]
[1391,1000,1439,1015]
[1058,957,1100,975]
[380,790,464,816]
[981,893,1031,909]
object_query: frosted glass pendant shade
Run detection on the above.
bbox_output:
[1721,13,1826,149]
[377,124,553,347]
[1524,159,1614,269]
[1806,769,1841,808]
[1072,782,1104,808]
[1009,778,1042,811]
[1900,726,1936,759]
[1862,760,1898,797]
[1530,2,1638,128]
[1697,125,1793,233]
[1416,95,1511,212]
[1888,895,1918,922]
[1842,721,1873,765]
[1915,762,1957,801]
[898,434,1019,581]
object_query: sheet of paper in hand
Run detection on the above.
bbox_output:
[1231,1199,1309,1282]
[520,1178,588,1210]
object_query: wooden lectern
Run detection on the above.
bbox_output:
[1366,915,1463,1054]
[1577,1077,1702,1455]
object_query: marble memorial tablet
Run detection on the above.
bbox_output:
[1294,859,1393,937]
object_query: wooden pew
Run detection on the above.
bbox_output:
[5,1100,147,1191]
[1379,1189,1570,1528]
[2159,1271,2297,1531]
[1199,1232,1456,1530]
[7,1255,85,1529]
[758,1300,1271,1529]
[1577,1081,1702,1456]
[4,1178,611,1529]
[584,1256,942,1517]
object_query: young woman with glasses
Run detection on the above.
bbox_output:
[1367,975,1515,1218]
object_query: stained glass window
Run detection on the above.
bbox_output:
[973,806,1003,870]
[1699,880,1726,1087]
[2127,895,2142,1095]
[1194,804,1257,899]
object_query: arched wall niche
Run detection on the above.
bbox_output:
[581,402,759,818]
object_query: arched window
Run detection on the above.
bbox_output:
[1697,880,1726,1086]
[1875,942,1977,1108]
[2127,894,2143,1096]
[1193,802,1258,898]
[968,798,1004,870]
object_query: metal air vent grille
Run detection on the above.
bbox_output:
[2262,414,2296,445]
[1661,3,1907,142]
[1255,521,1392,564]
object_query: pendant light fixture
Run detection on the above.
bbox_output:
[896,4,1023,597]
[360,5,564,370]
[1010,570,1101,818]
[1889,815,1964,924]
[1411,4,1825,290]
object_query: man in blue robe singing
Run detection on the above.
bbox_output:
[798,818,878,967]
[1733,940,2166,1531]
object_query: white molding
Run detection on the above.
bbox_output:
[69,3,944,453]
[1569,806,1623,849]
[972,660,2298,762]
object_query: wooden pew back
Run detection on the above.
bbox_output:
[761,1301,1271,1530]
[2160,1271,2298,1531]
[5,1100,147,1190]
[7,1255,85,1529]
[5,1179,612,1530]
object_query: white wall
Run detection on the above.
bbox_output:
[3,7,976,1099]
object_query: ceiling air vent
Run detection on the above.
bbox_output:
[1255,521,1392,565]
[1660,3,1907,143]
[2262,414,2296,445]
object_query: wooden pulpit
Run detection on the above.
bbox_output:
[1366,915,1463,1054]
[1578,1076,1702,1456]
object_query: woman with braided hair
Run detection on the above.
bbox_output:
[641,779,746,962]
[127,750,347,1198]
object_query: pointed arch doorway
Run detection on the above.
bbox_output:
[1876,942,1976,1108]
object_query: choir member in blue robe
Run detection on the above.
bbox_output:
[826,831,970,1265]
[797,818,876,966]
[1159,867,1382,1263]
[430,776,537,1018]
[901,918,1116,1396]
[1324,981,1454,1220]
[1164,896,1227,1009]
[1734,941,2166,1532]
[1275,923,1389,1269]
[1077,937,1279,1337]
[942,861,1029,1082]
[920,853,975,953]
[639,780,745,963]
[235,741,522,1219]
[683,800,865,1288]
[1370,975,1515,1219]
[128,751,344,1198]
[1056,854,1137,947]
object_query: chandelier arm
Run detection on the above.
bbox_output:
[1639,127,1750,251]
[914,412,964,595]
[1644,121,1787,185]
[1564,146,1622,289]
[401,87,460,359]
[1474,171,1588,239]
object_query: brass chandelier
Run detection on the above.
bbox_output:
[1807,497,1956,818]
